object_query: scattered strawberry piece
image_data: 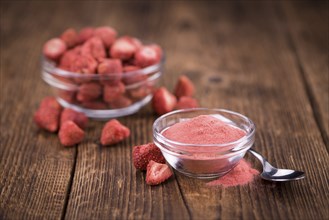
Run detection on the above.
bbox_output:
[58,121,85,146]
[81,37,106,62]
[175,96,199,109]
[134,44,162,67]
[132,143,166,170]
[34,110,61,131]
[39,96,62,110]
[101,119,130,146]
[78,27,94,43]
[98,59,123,85]
[43,38,67,60]
[103,82,125,103]
[94,26,117,48]
[110,36,141,60]
[152,87,177,115]
[108,95,132,109]
[60,108,88,129]
[146,160,172,185]
[34,97,62,132]
[77,82,102,102]
[60,28,79,48]
[174,75,195,98]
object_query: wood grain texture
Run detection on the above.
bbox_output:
[0,2,76,219]
[166,2,329,220]
[282,1,329,147]
[64,2,190,219]
[0,1,328,220]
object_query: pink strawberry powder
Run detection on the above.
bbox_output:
[207,159,259,187]
[163,115,246,145]
[162,115,259,187]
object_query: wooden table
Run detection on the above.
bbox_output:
[1,1,328,219]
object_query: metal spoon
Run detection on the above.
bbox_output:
[248,149,305,181]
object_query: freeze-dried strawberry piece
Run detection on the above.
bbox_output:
[77,82,102,102]
[146,160,172,185]
[122,65,147,85]
[78,27,94,43]
[108,96,132,109]
[175,96,199,110]
[100,119,130,146]
[152,87,177,115]
[150,44,163,58]
[58,90,76,103]
[111,40,135,60]
[70,54,98,74]
[61,49,97,83]
[98,59,123,74]
[34,109,60,132]
[110,36,141,60]
[58,121,85,146]
[43,38,67,60]
[122,36,142,49]
[94,26,117,48]
[128,86,149,100]
[81,37,106,62]
[82,101,107,109]
[123,74,147,85]
[103,82,125,103]
[54,75,74,85]
[60,108,88,129]
[123,65,140,73]
[174,75,195,98]
[59,46,81,70]
[98,59,123,85]
[134,44,162,67]
[132,143,166,171]
[39,96,62,111]
[34,97,62,132]
[61,28,79,48]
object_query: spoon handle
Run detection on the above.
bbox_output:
[248,148,267,166]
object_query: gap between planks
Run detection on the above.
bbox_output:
[173,172,192,219]
[61,147,78,220]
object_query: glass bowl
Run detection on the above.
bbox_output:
[153,108,255,179]
[41,55,164,119]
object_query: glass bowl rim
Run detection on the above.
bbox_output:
[153,108,256,148]
[41,52,165,79]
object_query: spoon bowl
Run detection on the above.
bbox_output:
[248,149,305,182]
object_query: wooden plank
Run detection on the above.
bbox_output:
[65,1,328,219]
[282,1,329,147]
[0,2,77,219]
[163,1,329,220]
[64,2,190,219]
[1,1,328,220]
